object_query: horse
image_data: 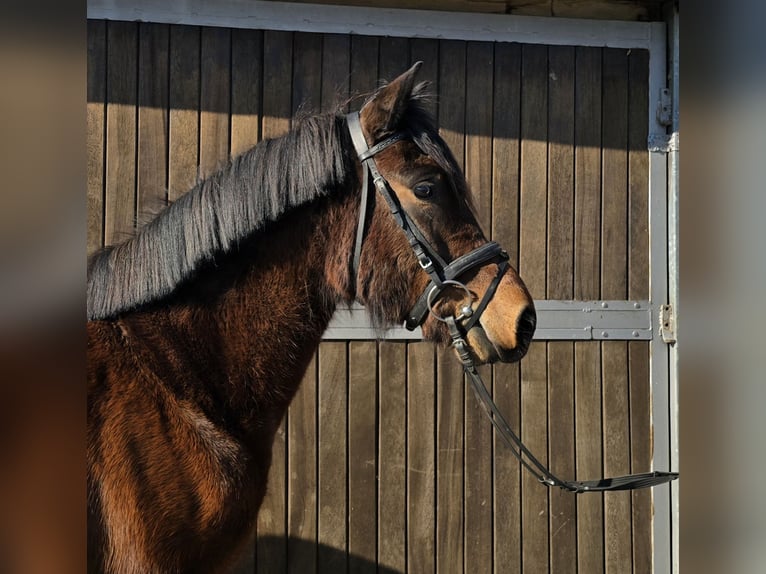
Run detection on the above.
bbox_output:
[87,62,536,574]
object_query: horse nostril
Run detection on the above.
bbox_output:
[516,306,537,338]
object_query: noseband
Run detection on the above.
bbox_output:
[345,112,677,493]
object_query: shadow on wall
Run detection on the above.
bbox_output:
[228,535,404,574]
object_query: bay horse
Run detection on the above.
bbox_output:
[87,63,536,573]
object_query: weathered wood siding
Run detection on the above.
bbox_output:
[87,20,652,573]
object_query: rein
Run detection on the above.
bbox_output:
[345,112,678,493]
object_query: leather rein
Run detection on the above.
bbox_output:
[346,112,678,493]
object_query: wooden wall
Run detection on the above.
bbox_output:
[87,20,653,573]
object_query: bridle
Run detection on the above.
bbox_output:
[346,111,678,493]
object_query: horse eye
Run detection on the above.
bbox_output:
[413,183,434,199]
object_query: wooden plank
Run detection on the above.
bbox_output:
[435,39,466,574]
[463,40,494,574]
[629,341,651,574]
[318,342,348,574]
[601,47,631,574]
[574,46,602,301]
[168,25,200,201]
[377,341,406,573]
[490,40,522,574]
[87,20,106,254]
[437,40,466,167]
[546,44,576,574]
[104,21,138,245]
[574,341,604,574]
[287,358,318,572]
[137,23,169,216]
[199,26,231,179]
[628,48,652,574]
[348,342,377,574]
[436,347,464,574]
[320,34,351,114]
[573,46,604,574]
[349,35,379,110]
[292,32,323,117]
[406,342,436,573]
[230,29,263,157]
[257,29,293,574]
[519,43,548,574]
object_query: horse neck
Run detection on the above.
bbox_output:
[119,194,357,421]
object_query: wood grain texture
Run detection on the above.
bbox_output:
[287,355,317,574]
[231,29,262,157]
[105,21,137,245]
[348,342,377,574]
[574,46,602,301]
[377,341,406,573]
[137,23,169,215]
[320,34,351,114]
[199,27,231,178]
[575,341,604,574]
[87,20,106,254]
[601,47,632,574]
[519,43,549,574]
[627,49,652,574]
[463,40,494,574]
[491,40,522,574]
[168,25,200,201]
[573,47,605,573]
[407,342,436,574]
[546,45,576,574]
[318,342,348,574]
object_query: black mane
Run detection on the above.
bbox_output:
[87,112,356,320]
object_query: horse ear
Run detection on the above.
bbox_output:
[360,61,422,141]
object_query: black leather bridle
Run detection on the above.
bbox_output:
[346,111,678,493]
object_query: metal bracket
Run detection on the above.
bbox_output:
[660,304,676,344]
[657,87,672,126]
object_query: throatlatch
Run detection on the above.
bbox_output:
[345,111,678,494]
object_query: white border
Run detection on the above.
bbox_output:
[87,3,675,570]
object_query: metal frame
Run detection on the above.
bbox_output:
[87,2,677,570]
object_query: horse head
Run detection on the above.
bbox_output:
[348,62,536,365]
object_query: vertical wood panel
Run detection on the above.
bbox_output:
[168,25,200,202]
[378,341,406,573]
[348,342,377,574]
[199,27,231,178]
[231,29,262,157]
[320,34,351,113]
[407,342,436,573]
[137,23,169,214]
[463,41,494,574]
[318,342,348,574]
[87,20,106,254]
[257,29,293,574]
[519,43,548,574]
[546,45,576,574]
[436,38,466,574]
[105,21,137,245]
[601,47,632,574]
[491,40,522,574]
[573,46,604,574]
[627,48,651,574]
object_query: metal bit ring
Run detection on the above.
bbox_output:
[427,280,474,323]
